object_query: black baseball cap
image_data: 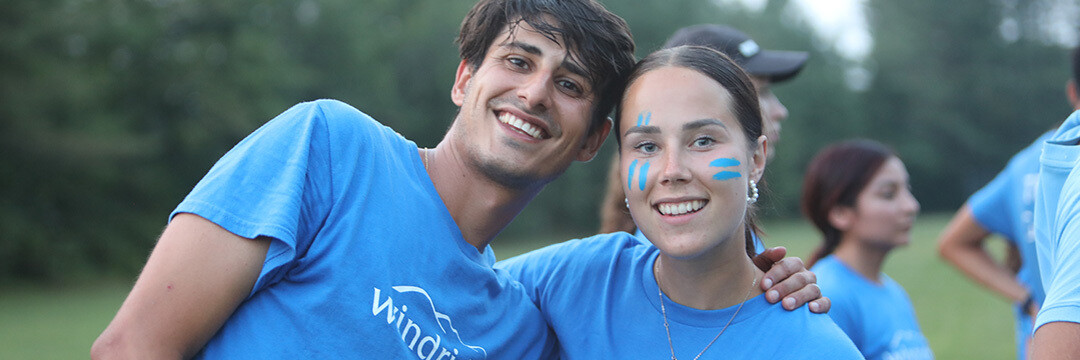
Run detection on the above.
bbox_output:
[664,24,808,83]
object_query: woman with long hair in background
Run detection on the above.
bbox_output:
[802,139,934,359]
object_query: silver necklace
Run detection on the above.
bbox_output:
[656,258,758,360]
[422,149,431,170]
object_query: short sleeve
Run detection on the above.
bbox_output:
[171,101,337,295]
[1037,162,1080,329]
[1034,110,1080,329]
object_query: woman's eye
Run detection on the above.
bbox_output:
[634,142,657,153]
[693,137,715,147]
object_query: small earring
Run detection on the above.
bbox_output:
[747,180,759,204]
[625,198,630,209]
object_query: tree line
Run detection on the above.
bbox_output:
[0,0,1073,282]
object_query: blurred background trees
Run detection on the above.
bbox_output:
[1,0,1076,282]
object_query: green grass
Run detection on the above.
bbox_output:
[1,213,1016,359]
[0,280,131,360]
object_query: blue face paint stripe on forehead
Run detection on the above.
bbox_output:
[627,159,638,190]
[638,161,650,191]
[635,111,652,127]
[710,158,742,181]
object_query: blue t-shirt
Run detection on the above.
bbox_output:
[966,131,1051,357]
[496,233,861,359]
[173,100,554,359]
[1034,110,1080,330]
[812,255,934,360]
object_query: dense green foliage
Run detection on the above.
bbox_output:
[2,0,1074,281]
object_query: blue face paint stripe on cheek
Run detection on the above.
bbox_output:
[627,159,638,190]
[713,171,741,181]
[710,158,742,181]
[638,161,650,191]
[709,158,740,167]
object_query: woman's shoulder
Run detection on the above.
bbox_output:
[494,232,652,304]
[749,302,863,358]
[495,232,648,274]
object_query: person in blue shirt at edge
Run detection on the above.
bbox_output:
[598,24,807,262]
[496,45,861,359]
[938,45,1080,360]
[802,139,934,359]
[1031,111,1080,360]
[1029,46,1080,360]
[90,0,829,359]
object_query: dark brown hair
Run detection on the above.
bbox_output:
[456,0,635,131]
[801,139,895,267]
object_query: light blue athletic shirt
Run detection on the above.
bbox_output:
[496,233,861,359]
[812,255,934,360]
[173,100,554,359]
[1034,109,1080,330]
[966,131,1051,357]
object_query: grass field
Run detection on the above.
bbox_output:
[1,213,1017,359]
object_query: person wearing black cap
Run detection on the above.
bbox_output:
[599,24,808,235]
[663,24,808,161]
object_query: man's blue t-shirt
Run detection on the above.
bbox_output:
[496,233,861,359]
[812,255,934,360]
[966,131,1051,357]
[1034,110,1080,330]
[173,100,554,359]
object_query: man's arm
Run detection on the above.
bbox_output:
[753,247,830,313]
[91,213,269,360]
[938,205,1034,314]
[1031,322,1080,359]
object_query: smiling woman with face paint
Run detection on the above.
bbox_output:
[496,46,860,359]
[802,140,934,360]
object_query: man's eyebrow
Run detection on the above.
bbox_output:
[504,41,542,56]
[623,125,660,137]
[683,118,728,131]
[560,57,589,81]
